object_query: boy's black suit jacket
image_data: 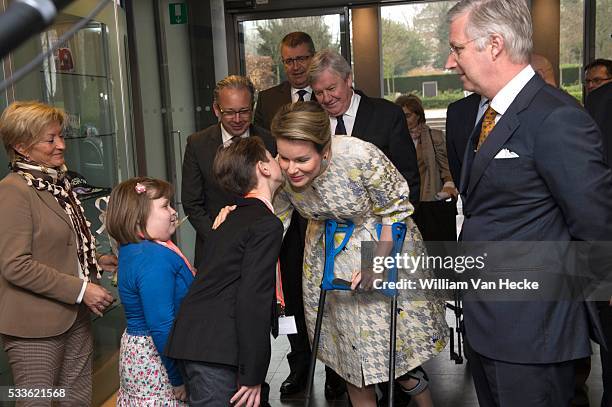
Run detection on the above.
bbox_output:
[166,198,283,385]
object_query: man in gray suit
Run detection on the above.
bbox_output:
[446,1,612,406]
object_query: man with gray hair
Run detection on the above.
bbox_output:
[308,49,421,205]
[446,0,612,405]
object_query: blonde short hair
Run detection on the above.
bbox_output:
[0,101,65,161]
[270,101,330,152]
[105,177,174,245]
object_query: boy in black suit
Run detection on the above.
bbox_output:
[166,137,284,407]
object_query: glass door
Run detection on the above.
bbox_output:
[234,8,350,92]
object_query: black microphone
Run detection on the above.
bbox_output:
[0,0,75,60]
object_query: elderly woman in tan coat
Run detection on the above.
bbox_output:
[0,101,115,405]
[395,94,457,242]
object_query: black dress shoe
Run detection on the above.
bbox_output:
[324,380,347,399]
[324,368,347,400]
[280,371,305,395]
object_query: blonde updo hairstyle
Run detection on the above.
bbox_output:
[270,101,331,153]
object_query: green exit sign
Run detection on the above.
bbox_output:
[169,3,187,25]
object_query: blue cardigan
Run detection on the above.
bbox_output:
[118,240,194,386]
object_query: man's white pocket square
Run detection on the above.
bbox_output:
[494,148,519,159]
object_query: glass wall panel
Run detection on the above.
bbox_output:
[0,4,128,405]
[381,1,458,129]
[595,0,612,59]
[560,0,584,101]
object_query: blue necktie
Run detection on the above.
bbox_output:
[335,115,347,135]
[297,89,308,102]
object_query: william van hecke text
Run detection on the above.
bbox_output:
[373,278,540,291]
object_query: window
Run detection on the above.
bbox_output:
[560,0,585,101]
[380,1,459,128]
[595,0,612,59]
[238,12,345,92]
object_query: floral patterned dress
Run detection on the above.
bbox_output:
[275,135,448,387]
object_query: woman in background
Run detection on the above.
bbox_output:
[106,177,194,405]
[395,94,457,242]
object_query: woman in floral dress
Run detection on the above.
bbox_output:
[271,102,448,406]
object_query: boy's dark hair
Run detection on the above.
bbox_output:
[213,137,269,196]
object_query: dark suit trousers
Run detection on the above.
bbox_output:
[465,339,575,407]
[599,301,612,407]
[279,211,311,372]
[180,360,237,407]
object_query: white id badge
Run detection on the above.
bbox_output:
[278,316,298,335]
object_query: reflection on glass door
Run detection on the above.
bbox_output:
[237,12,346,92]
[380,1,458,130]
[560,0,585,101]
[595,0,612,59]
[40,20,118,190]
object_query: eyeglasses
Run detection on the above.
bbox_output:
[449,36,487,57]
[217,107,252,119]
[584,77,612,86]
[282,55,311,66]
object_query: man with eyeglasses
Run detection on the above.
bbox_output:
[254,31,347,399]
[182,73,276,287]
[445,1,612,406]
[584,59,612,95]
[254,32,316,130]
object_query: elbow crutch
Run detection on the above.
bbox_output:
[305,219,354,407]
[376,222,407,407]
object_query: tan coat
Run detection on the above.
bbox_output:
[414,124,454,201]
[0,173,84,338]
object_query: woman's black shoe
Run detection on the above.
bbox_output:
[280,371,305,395]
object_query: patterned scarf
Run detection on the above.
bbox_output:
[11,157,101,280]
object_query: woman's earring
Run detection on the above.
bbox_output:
[321,157,329,168]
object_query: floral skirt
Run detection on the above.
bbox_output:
[117,331,187,406]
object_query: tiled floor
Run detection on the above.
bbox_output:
[101,308,605,406]
[264,308,605,407]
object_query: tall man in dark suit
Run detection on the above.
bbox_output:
[182,75,276,270]
[253,32,316,397]
[308,50,421,204]
[586,81,612,407]
[445,92,484,188]
[446,1,612,406]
